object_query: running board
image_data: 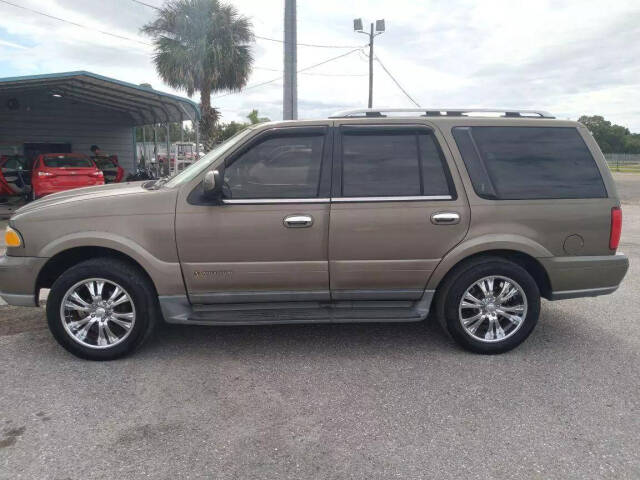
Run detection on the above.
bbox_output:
[158,291,434,326]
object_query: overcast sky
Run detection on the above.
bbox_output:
[1,0,639,130]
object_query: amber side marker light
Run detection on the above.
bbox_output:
[5,226,23,248]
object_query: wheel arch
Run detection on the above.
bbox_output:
[36,246,158,302]
[427,236,553,300]
[35,232,185,301]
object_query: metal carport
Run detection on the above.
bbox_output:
[0,71,200,175]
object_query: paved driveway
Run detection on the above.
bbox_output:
[1,175,639,479]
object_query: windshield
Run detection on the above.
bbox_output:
[43,155,93,168]
[164,128,255,188]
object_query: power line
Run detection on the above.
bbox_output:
[0,0,366,78]
[213,76,283,99]
[130,0,161,9]
[214,47,362,99]
[254,66,366,77]
[254,34,363,49]
[301,72,367,77]
[127,0,363,49]
[373,53,422,108]
[0,0,153,46]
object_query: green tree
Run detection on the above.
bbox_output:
[578,115,632,153]
[216,121,247,142]
[135,123,193,142]
[247,109,270,125]
[215,110,271,142]
[624,134,640,154]
[142,0,254,151]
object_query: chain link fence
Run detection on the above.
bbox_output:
[605,153,640,173]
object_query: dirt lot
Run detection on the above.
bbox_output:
[0,174,639,479]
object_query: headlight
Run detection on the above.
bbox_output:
[5,226,23,248]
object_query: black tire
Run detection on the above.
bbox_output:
[436,257,540,354]
[46,258,158,360]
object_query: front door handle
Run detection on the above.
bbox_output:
[284,215,314,228]
[431,212,460,225]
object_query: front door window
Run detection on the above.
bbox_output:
[224,134,325,199]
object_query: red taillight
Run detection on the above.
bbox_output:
[610,207,622,250]
[37,171,55,178]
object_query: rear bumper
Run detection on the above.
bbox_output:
[540,253,629,300]
[0,255,47,307]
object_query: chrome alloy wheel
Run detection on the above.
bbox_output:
[60,278,136,349]
[458,275,528,343]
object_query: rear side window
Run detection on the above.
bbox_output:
[340,130,452,197]
[43,155,93,168]
[452,126,606,199]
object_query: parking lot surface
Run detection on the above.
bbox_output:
[1,174,639,479]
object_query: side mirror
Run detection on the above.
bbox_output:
[203,169,222,199]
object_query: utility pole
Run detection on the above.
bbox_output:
[354,18,385,108]
[368,23,374,108]
[283,0,297,120]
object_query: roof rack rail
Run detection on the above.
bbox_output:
[329,108,555,119]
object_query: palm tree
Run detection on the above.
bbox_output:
[142,0,254,150]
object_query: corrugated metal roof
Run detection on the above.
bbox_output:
[0,71,200,125]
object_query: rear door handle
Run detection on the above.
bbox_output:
[284,215,314,228]
[431,212,460,225]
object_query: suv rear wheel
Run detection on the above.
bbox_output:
[438,258,540,354]
[46,258,157,360]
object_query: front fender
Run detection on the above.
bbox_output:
[39,231,185,296]
[426,234,553,290]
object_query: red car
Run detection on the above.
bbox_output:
[31,153,104,200]
[0,155,31,197]
[93,154,125,183]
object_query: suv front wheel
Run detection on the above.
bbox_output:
[46,258,157,360]
[439,258,541,354]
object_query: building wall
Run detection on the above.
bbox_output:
[0,90,136,174]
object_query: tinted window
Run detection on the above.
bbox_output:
[43,155,93,168]
[453,126,606,199]
[341,131,451,197]
[419,134,452,196]
[224,134,324,198]
[2,156,27,170]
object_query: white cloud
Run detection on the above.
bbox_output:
[0,0,639,129]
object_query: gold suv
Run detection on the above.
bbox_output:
[0,108,629,359]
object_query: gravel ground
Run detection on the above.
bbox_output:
[0,175,639,480]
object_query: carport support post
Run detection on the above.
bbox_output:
[165,124,171,176]
[153,126,158,177]
[141,126,146,168]
[195,121,200,158]
[133,127,138,170]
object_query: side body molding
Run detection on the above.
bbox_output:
[425,234,553,290]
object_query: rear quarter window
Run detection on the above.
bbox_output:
[452,126,607,200]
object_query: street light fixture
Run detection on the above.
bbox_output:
[353,17,385,108]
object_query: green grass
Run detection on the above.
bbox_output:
[608,166,640,173]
